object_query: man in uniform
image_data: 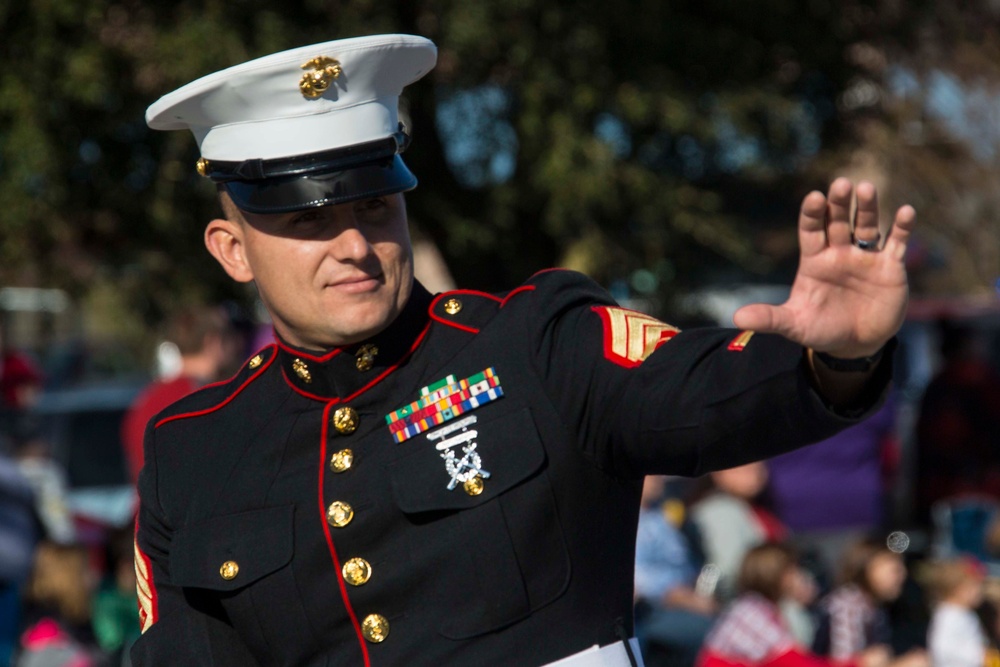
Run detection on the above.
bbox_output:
[132,34,915,666]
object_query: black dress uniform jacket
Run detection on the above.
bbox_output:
[132,270,890,667]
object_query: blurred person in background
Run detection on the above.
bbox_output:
[17,543,97,667]
[0,452,39,667]
[915,321,1000,527]
[812,538,928,667]
[691,463,787,601]
[924,557,992,667]
[767,397,898,574]
[0,321,43,436]
[635,475,717,667]
[9,420,74,548]
[691,462,819,646]
[120,305,236,483]
[91,529,140,666]
[697,542,885,667]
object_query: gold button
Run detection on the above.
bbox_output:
[248,354,263,369]
[327,501,354,528]
[443,298,462,315]
[361,614,389,643]
[292,358,312,383]
[220,561,239,580]
[196,157,211,177]
[463,475,485,496]
[330,448,354,473]
[333,407,359,435]
[342,557,371,586]
[355,344,378,372]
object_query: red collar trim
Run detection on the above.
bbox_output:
[281,321,432,403]
[274,338,345,363]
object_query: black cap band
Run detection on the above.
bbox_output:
[208,125,416,213]
[222,154,417,214]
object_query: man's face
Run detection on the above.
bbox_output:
[206,193,414,350]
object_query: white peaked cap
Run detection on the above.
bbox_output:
[145,34,437,213]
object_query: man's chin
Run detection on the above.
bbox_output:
[327,312,397,346]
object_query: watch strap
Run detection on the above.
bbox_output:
[813,345,885,373]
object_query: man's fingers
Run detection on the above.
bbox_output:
[825,178,855,247]
[732,303,794,336]
[798,191,829,257]
[883,205,917,261]
[853,181,880,244]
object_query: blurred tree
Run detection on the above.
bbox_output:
[866,2,1000,297]
[0,0,992,351]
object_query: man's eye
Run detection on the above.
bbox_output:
[358,198,386,212]
[291,211,323,225]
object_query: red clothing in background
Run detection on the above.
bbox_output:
[698,594,855,667]
[121,376,199,483]
[0,351,42,410]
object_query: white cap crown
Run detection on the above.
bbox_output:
[146,34,437,162]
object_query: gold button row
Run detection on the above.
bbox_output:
[327,401,388,643]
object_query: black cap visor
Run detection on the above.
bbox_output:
[222,154,417,214]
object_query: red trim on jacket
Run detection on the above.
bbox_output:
[528,267,568,279]
[428,289,500,334]
[499,284,536,307]
[317,400,370,667]
[275,339,345,363]
[281,323,432,403]
[153,345,277,429]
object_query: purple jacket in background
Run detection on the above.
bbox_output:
[767,398,895,532]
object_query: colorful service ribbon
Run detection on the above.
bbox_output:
[385,367,504,443]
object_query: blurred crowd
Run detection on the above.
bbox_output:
[0,311,999,667]
[636,317,1000,667]
[0,305,263,667]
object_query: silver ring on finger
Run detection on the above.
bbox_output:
[854,235,880,251]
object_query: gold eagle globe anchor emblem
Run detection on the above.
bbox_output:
[299,56,342,99]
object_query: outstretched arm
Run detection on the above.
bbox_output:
[733,178,915,407]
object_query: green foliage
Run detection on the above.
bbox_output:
[0,0,986,345]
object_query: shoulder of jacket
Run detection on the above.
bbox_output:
[151,344,277,430]
[427,269,612,333]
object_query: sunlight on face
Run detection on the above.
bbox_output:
[228,194,414,350]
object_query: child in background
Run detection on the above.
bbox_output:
[697,543,888,667]
[813,538,928,667]
[925,557,989,667]
[634,475,717,667]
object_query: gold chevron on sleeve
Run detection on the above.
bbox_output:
[594,306,680,368]
[134,537,157,633]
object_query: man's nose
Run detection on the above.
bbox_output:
[328,223,373,262]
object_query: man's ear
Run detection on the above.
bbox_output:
[204,218,254,283]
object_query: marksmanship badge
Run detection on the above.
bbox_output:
[427,416,491,491]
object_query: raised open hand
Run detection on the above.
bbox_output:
[733,178,915,359]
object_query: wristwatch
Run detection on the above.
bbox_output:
[813,345,885,373]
